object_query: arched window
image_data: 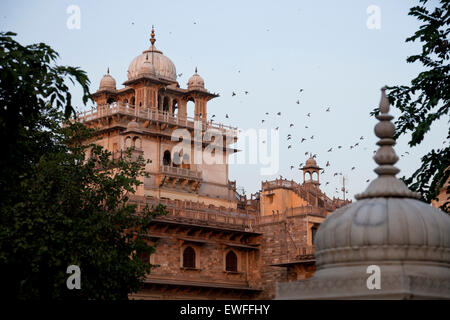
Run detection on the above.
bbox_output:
[225,251,238,272]
[172,99,178,116]
[124,136,132,149]
[133,137,142,149]
[183,246,196,268]
[163,150,171,166]
[163,97,169,113]
[186,99,195,118]
[130,97,135,106]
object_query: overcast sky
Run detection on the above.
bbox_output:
[1,0,447,199]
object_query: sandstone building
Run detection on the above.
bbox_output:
[77,28,350,299]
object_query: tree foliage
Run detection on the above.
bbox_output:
[373,0,449,212]
[0,32,166,299]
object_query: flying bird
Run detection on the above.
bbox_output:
[326,107,331,112]
[225,114,229,118]
[290,124,294,127]
[277,112,281,116]
[301,138,306,143]
[232,91,236,96]
[327,148,332,152]
[326,161,330,167]
[296,100,300,104]
[177,73,183,77]
[310,135,314,139]
[288,145,292,149]
[307,113,311,117]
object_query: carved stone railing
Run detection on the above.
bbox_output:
[159,165,202,180]
[75,102,238,136]
[129,195,257,230]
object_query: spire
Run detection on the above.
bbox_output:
[107,67,110,74]
[150,25,156,46]
[355,87,420,200]
[373,87,399,177]
[195,66,198,73]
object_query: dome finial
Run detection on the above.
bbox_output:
[373,86,398,176]
[150,25,156,45]
[355,87,420,199]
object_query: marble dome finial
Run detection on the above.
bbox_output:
[355,87,420,199]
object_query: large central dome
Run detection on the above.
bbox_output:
[127,27,177,82]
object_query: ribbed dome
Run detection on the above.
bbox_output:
[99,70,116,91]
[137,54,156,78]
[127,26,176,82]
[128,49,176,81]
[314,87,450,271]
[315,197,450,265]
[188,68,206,91]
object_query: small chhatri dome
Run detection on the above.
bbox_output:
[126,120,140,131]
[137,54,156,77]
[187,67,206,91]
[127,26,177,82]
[313,87,450,280]
[98,68,116,91]
[304,156,318,168]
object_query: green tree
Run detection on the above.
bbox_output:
[0,32,166,299]
[373,0,449,212]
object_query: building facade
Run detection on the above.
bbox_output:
[79,29,350,299]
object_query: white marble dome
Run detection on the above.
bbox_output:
[315,197,450,266]
[99,71,116,91]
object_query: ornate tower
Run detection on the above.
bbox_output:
[301,155,321,186]
[80,27,239,208]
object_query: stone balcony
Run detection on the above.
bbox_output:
[76,102,238,137]
[159,165,202,192]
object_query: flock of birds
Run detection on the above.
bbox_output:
[126,22,425,198]
[209,85,414,197]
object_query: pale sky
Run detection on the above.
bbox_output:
[1,0,448,199]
